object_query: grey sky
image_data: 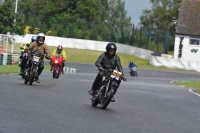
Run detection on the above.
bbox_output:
[124,0,152,26]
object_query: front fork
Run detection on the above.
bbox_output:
[106,80,119,96]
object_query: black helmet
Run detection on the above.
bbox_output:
[26,43,30,47]
[106,42,117,53]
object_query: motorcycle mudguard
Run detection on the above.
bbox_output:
[111,81,118,87]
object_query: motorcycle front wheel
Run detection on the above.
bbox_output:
[100,86,115,109]
[53,67,57,79]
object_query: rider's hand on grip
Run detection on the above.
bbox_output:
[121,75,127,82]
[98,67,103,71]
[45,56,50,60]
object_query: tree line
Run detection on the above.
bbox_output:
[0,0,182,52]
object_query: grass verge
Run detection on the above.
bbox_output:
[0,65,50,74]
[1,43,195,73]
[174,81,200,94]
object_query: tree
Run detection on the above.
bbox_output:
[139,0,181,51]
[16,0,132,43]
[0,0,24,35]
[106,0,132,43]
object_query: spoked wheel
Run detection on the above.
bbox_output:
[135,71,138,77]
[28,71,35,85]
[130,71,135,77]
[100,86,115,109]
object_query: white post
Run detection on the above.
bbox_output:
[21,35,23,47]
[11,43,14,53]
[14,0,18,25]
[6,37,8,53]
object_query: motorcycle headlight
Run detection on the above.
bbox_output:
[55,60,58,64]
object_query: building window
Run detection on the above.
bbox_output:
[190,38,200,45]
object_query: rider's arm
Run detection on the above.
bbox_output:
[62,51,66,61]
[28,42,35,51]
[95,53,104,69]
[116,55,124,74]
[44,44,51,57]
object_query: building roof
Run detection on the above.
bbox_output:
[176,0,200,36]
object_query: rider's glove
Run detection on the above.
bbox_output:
[45,56,50,60]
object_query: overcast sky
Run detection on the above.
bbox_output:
[124,0,152,26]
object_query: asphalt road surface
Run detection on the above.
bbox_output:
[0,62,200,133]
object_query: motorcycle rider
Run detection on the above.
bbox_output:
[128,61,137,75]
[50,45,66,74]
[19,36,37,75]
[27,33,50,83]
[88,42,127,102]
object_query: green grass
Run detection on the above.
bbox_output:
[175,81,200,94]
[1,43,195,73]
[0,64,50,74]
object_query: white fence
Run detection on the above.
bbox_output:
[12,34,153,60]
[3,34,200,72]
[150,55,200,72]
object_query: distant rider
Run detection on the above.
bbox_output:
[19,36,37,75]
[128,60,137,76]
[50,45,66,74]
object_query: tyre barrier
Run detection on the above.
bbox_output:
[64,67,76,73]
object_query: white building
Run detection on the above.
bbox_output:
[174,0,200,61]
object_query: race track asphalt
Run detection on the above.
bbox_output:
[0,62,200,133]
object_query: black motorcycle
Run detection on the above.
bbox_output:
[130,67,138,77]
[19,48,29,79]
[90,68,125,109]
[24,51,47,85]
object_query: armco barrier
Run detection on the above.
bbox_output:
[149,55,200,72]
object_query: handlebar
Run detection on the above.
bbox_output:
[28,50,50,60]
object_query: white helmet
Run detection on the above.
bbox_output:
[37,33,45,41]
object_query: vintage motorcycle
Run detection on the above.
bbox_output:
[50,54,63,79]
[90,68,125,109]
[130,67,138,77]
[24,51,47,85]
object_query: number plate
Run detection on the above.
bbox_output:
[33,56,40,62]
[111,70,122,80]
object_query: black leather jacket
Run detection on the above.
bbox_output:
[95,52,123,74]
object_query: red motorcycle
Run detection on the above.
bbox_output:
[51,54,63,79]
